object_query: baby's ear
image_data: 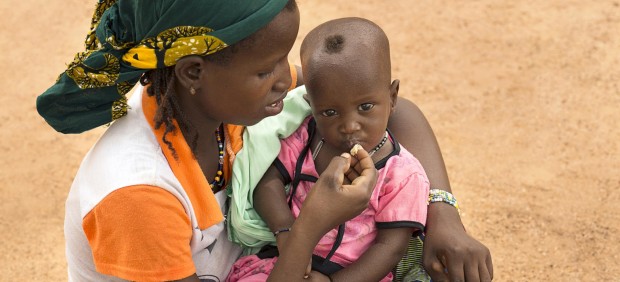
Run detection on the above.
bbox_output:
[389,79,400,112]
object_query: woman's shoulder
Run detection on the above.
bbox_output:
[73,97,178,201]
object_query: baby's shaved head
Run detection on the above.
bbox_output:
[300,17,392,86]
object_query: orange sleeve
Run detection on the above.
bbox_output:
[224,124,245,180]
[288,63,298,91]
[83,185,195,281]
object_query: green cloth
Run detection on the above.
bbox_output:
[227,86,311,254]
[37,0,289,134]
[394,236,432,282]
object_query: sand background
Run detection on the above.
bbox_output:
[1,0,618,281]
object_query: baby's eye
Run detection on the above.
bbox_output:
[358,103,374,111]
[321,109,337,117]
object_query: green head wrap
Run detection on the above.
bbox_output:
[37,0,289,133]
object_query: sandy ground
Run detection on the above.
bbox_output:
[1,0,619,281]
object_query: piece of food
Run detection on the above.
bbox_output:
[350,144,363,156]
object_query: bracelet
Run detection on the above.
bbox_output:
[273,227,291,236]
[428,189,460,214]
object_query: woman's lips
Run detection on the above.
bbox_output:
[265,91,288,116]
[265,97,285,116]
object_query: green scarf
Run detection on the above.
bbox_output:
[37,0,289,133]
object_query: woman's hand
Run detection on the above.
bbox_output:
[300,148,378,236]
[423,203,493,282]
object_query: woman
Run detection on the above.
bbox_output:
[37,0,492,281]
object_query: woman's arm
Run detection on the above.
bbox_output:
[388,98,493,282]
[388,97,451,191]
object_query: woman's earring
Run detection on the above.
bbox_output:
[189,86,196,95]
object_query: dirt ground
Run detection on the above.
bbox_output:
[1,0,618,281]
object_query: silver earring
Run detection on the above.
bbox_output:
[189,86,196,95]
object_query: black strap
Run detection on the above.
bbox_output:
[287,119,317,208]
[323,223,346,263]
[256,245,345,277]
[297,174,318,183]
[285,118,346,272]
[256,245,280,259]
[312,254,345,276]
[273,158,292,184]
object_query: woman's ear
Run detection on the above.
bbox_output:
[389,79,400,113]
[174,56,207,94]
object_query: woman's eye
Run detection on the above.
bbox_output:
[358,103,374,111]
[258,70,275,78]
[321,109,337,117]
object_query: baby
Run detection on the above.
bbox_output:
[227,17,429,282]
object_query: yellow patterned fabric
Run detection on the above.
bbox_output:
[123,26,227,69]
[65,51,120,89]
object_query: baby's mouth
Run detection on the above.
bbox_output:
[344,139,362,150]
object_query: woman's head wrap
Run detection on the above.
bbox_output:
[37,0,289,133]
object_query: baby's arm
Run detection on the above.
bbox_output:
[329,228,413,282]
[253,164,296,248]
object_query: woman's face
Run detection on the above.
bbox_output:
[197,7,300,126]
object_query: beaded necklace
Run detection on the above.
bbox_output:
[211,124,226,192]
[312,131,389,160]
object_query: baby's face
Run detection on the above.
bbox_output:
[306,64,395,153]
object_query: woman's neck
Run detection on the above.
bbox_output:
[177,94,224,185]
[175,83,223,137]
[185,122,224,190]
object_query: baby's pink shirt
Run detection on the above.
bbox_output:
[275,117,430,269]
